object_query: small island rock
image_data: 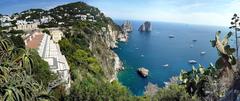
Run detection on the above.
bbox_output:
[137,67,149,77]
[138,21,152,32]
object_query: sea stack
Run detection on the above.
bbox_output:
[138,21,152,32]
[137,67,149,77]
[121,21,133,33]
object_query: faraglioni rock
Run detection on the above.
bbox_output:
[121,20,133,33]
[137,67,149,77]
[138,21,152,32]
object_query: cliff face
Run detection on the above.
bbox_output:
[42,2,126,81]
[89,23,124,80]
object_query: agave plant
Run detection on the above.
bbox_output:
[0,70,56,101]
[11,48,36,75]
[0,37,55,101]
[230,13,240,59]
[0,36,14,64]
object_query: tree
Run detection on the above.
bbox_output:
[153,84,199,101]
[230,13,240,59]
[42,29,50,35]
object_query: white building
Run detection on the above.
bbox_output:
[89,15,94,19]
[80,15,87,21]
[1,22,12,27]
[14,23,38,30]
[37,33,71,90]
[16,20,28,25]
[0,15,12,22]
[40,16,53,24]
[75,14,81,18]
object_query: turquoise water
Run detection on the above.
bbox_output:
[113,20,231,96]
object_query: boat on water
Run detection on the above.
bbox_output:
[141,54,144,57]
[162,64,169,67]
[193,39,197,42]
[188,60,197,64]
[200,51,206,55]
[169,35,175,38]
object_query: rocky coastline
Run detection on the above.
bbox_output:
[110,53,124,82]
[103,24,128,82]
[121,21,133,33]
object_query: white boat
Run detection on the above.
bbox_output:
[141,54,144,57]
[188,60,197,64]
[162,64,169,67]
[169,35,175,38]
[200,51,206,55]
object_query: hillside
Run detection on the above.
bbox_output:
[1,1,239,101]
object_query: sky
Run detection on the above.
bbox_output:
[1,0,240,26]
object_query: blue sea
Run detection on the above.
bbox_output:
[113,20,232,96]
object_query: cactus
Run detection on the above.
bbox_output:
[210,31,236,69]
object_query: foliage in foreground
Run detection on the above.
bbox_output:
[153,84,199,101]
[178,31,237,100]
[0,35,56,101]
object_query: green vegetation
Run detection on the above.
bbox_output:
[59,32,134,100]
[42,29,50,35]
[10,35,25,48]
[8,29,25,35]
[178,31,237,100]
[17,9,46,21]
[153,84,199,101]
[0,33,56,100]
[38,21,59,28]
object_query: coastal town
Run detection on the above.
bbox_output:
[0,3,131,92]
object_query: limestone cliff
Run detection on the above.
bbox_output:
[88,23,125,81]
[44,2,127,81]
[139,21,152,32]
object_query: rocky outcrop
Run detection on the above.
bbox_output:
[138,21,152,32]
[138,67,149,77]
[121,21,132,33]
[50,2,126,82]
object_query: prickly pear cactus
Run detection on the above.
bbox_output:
[210,31,236,69]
